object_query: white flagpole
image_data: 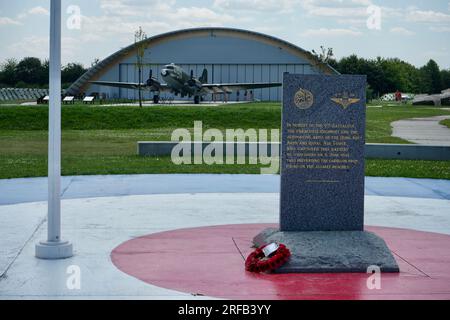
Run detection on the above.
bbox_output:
[36,0,73,259]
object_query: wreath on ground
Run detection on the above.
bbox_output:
[245,243,291,273]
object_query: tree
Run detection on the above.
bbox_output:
[15,57,43,85]
[62,63,86,84]
[38,59,49,86]
[336,55,385,96]
[335,55,434,95]
[364,59,385,95]
[0,58,18,86]
[134,27,147,107]
[312,46,334,64]
[336,55,363,74]
[377,58,412,94]
[420,59,443,94]
[441,69,450,90]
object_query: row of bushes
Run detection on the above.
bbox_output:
[329,56,450,98]
[0,57,87,89]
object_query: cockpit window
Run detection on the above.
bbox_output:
[166,65,175,70]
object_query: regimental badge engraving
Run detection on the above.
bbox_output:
[331,91,361,109]
[294,88,314,109]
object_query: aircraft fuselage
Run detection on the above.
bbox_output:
[161,64,203,98]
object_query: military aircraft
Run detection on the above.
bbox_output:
[412,89,450,106]
[90,63,282,104]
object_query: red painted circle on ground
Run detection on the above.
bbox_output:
[111,224,450,300]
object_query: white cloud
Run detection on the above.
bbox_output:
[170,7,235,24]
[299,2,415,22]
[407,10,450,23]
[379,6,405,19]
[301,28,363,37]
[81,15,171,36]
[2,0,449,68]
[18,6,50,19]
[79,0,237,39]
[337,18,366,26]
[300,0,372,17]
[29,6,49,16]
[213,0,299,13]
[0,17,21,26]
[390,27,415,36]
[99,0,175,17]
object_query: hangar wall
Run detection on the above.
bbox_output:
[70,28,335,101]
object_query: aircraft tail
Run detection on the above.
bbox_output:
[199,69,208,84]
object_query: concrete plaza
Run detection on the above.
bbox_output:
[0,174,449,299]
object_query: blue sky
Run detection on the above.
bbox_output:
[0,0,449,68]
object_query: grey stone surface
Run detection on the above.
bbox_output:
[254,228,400,273]
[366,143,450,160]
[281,74,367,231]
[138,141,279,157]
[138,141,176,156]
[391,115,450,146]
[138,141,450,160]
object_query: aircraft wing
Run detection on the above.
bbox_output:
[90,80,170,92]
[202,82,282,94]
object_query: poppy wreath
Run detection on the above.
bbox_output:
[245,243,291,273]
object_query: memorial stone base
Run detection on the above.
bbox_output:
[254,228,400,273]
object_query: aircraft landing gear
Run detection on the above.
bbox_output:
[194,95,200,104]
[153,94,160,104]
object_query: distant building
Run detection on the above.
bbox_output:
[67,27,337,101]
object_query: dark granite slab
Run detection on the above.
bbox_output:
[281,74,367,231]
[253,74,399,273]
[254,228,400,273]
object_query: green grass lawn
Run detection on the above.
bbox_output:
[441,119,450,129]
[0,103,279,130]
[0,155,448,180]
[0,102,449,179]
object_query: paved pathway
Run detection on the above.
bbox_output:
[392,115,450,145]
[1,174,449,206]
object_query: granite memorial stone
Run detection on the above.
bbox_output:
[254,74,399,273]
[281,74,366,231]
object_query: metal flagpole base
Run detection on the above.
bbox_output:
[35,240,73,259]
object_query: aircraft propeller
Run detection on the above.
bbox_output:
[146,69,155,86]
[187,69,196,88]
